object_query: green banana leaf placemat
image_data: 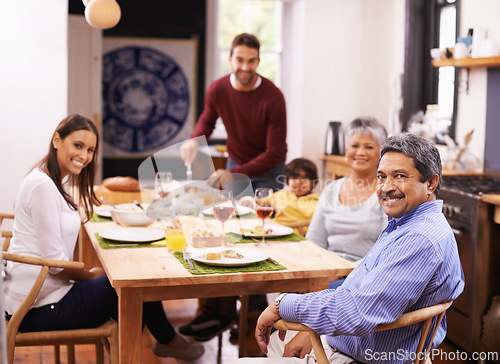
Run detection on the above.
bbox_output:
[95,233,166,249]
[226,232,306,244]
[173,252,286,275]
[90,213,112,222]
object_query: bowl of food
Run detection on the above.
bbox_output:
[110,203,154,227]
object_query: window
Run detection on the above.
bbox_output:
[435,0,458,141]
[402,0,459,142]
[209,0,285,142]
[216,0,284,85]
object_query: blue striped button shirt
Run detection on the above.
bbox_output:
[279,199,465,364]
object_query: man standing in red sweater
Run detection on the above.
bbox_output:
[179,33,287,341]
[181,33,287,192]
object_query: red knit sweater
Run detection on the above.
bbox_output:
[191,75,287,178]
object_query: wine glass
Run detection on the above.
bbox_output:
[154,171,174,220]
[213,190,235,246]
[254,188,274,248]
[155,171,173,199]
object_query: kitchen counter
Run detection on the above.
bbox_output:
[482,194,500,224]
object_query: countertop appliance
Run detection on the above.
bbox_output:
[440,175,500,357]
[325,121,344,155]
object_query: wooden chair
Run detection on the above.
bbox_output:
[3,252,118,364]
[274,300,453,364]
[280,219,311,237]
[0,213,14,251]
[2,229,13,251]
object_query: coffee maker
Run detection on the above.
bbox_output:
[325,121,344,155]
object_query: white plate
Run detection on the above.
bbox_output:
[203,205,253,216]
[238,224,294,238]
[191,248,268,267]
[98,228,164,243]
[95,205,113,217]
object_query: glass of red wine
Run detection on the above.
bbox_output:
[254,188,274,248]
[213,190,235,246]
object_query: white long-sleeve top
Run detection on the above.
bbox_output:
[4,167,80,314]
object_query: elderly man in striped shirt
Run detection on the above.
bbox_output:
[231,133,465,364]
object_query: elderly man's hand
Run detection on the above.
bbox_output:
[255,304,282,354]
[180,139,199,166]
[283,331,313,358]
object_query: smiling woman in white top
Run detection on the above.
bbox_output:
[306,116,388,268]
[4,114,204,361]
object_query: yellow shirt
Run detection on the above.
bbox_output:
[273,189,319,233]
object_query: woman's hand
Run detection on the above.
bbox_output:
[57,266,105,281]
[89,267,105,279]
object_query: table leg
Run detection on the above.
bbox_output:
[238,295,250,357]
[77,225,101,268]
[118,287,143,364]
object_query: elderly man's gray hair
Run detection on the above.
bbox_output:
[380,133,442,196]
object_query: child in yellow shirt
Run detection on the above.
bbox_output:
[273,158,319,233]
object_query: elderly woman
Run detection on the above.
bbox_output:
[306,116,387,279]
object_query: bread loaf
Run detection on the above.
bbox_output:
[102,177,141,192]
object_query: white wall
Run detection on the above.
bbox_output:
[282,0,405,172]
[0,0,68,213]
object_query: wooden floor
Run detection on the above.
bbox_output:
[10,297,470,364]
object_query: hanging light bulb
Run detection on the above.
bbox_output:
[85,0,121,29]
[82,0,90,6]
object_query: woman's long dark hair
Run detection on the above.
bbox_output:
[39,114,99,222]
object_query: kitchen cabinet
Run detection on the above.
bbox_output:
[320,155,350,180]
[432,56,500,68]
[482,194,500,224]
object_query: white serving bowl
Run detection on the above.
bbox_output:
[110,203,154,227]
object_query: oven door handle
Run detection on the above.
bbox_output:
[451,228,463,236]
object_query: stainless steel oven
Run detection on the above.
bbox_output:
[440,176,500,356]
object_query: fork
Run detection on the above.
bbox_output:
[183,251,195,270]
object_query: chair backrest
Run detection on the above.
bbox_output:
[375,300,453,364]
[274,300,453,364]
[0,213,14,226]
[2,252,84,363]
[1,213,15,251]
[2,230,13,251]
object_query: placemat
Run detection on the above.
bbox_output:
[95,233,166,249]
[90,213,112,222]
[226,232,306,244]
[173,252,286,275]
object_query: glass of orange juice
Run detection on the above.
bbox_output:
[165,228,187,253]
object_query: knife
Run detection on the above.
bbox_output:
[267,257,279,265]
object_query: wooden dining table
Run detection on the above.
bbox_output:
[80,219,355,363]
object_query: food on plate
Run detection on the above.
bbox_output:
[240,226,274,235]
[102,176,141,192]
[222,249,244,259]
[204,251,222,260]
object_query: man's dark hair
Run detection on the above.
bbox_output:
[230,33,260,57]
[380,133,442,196]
